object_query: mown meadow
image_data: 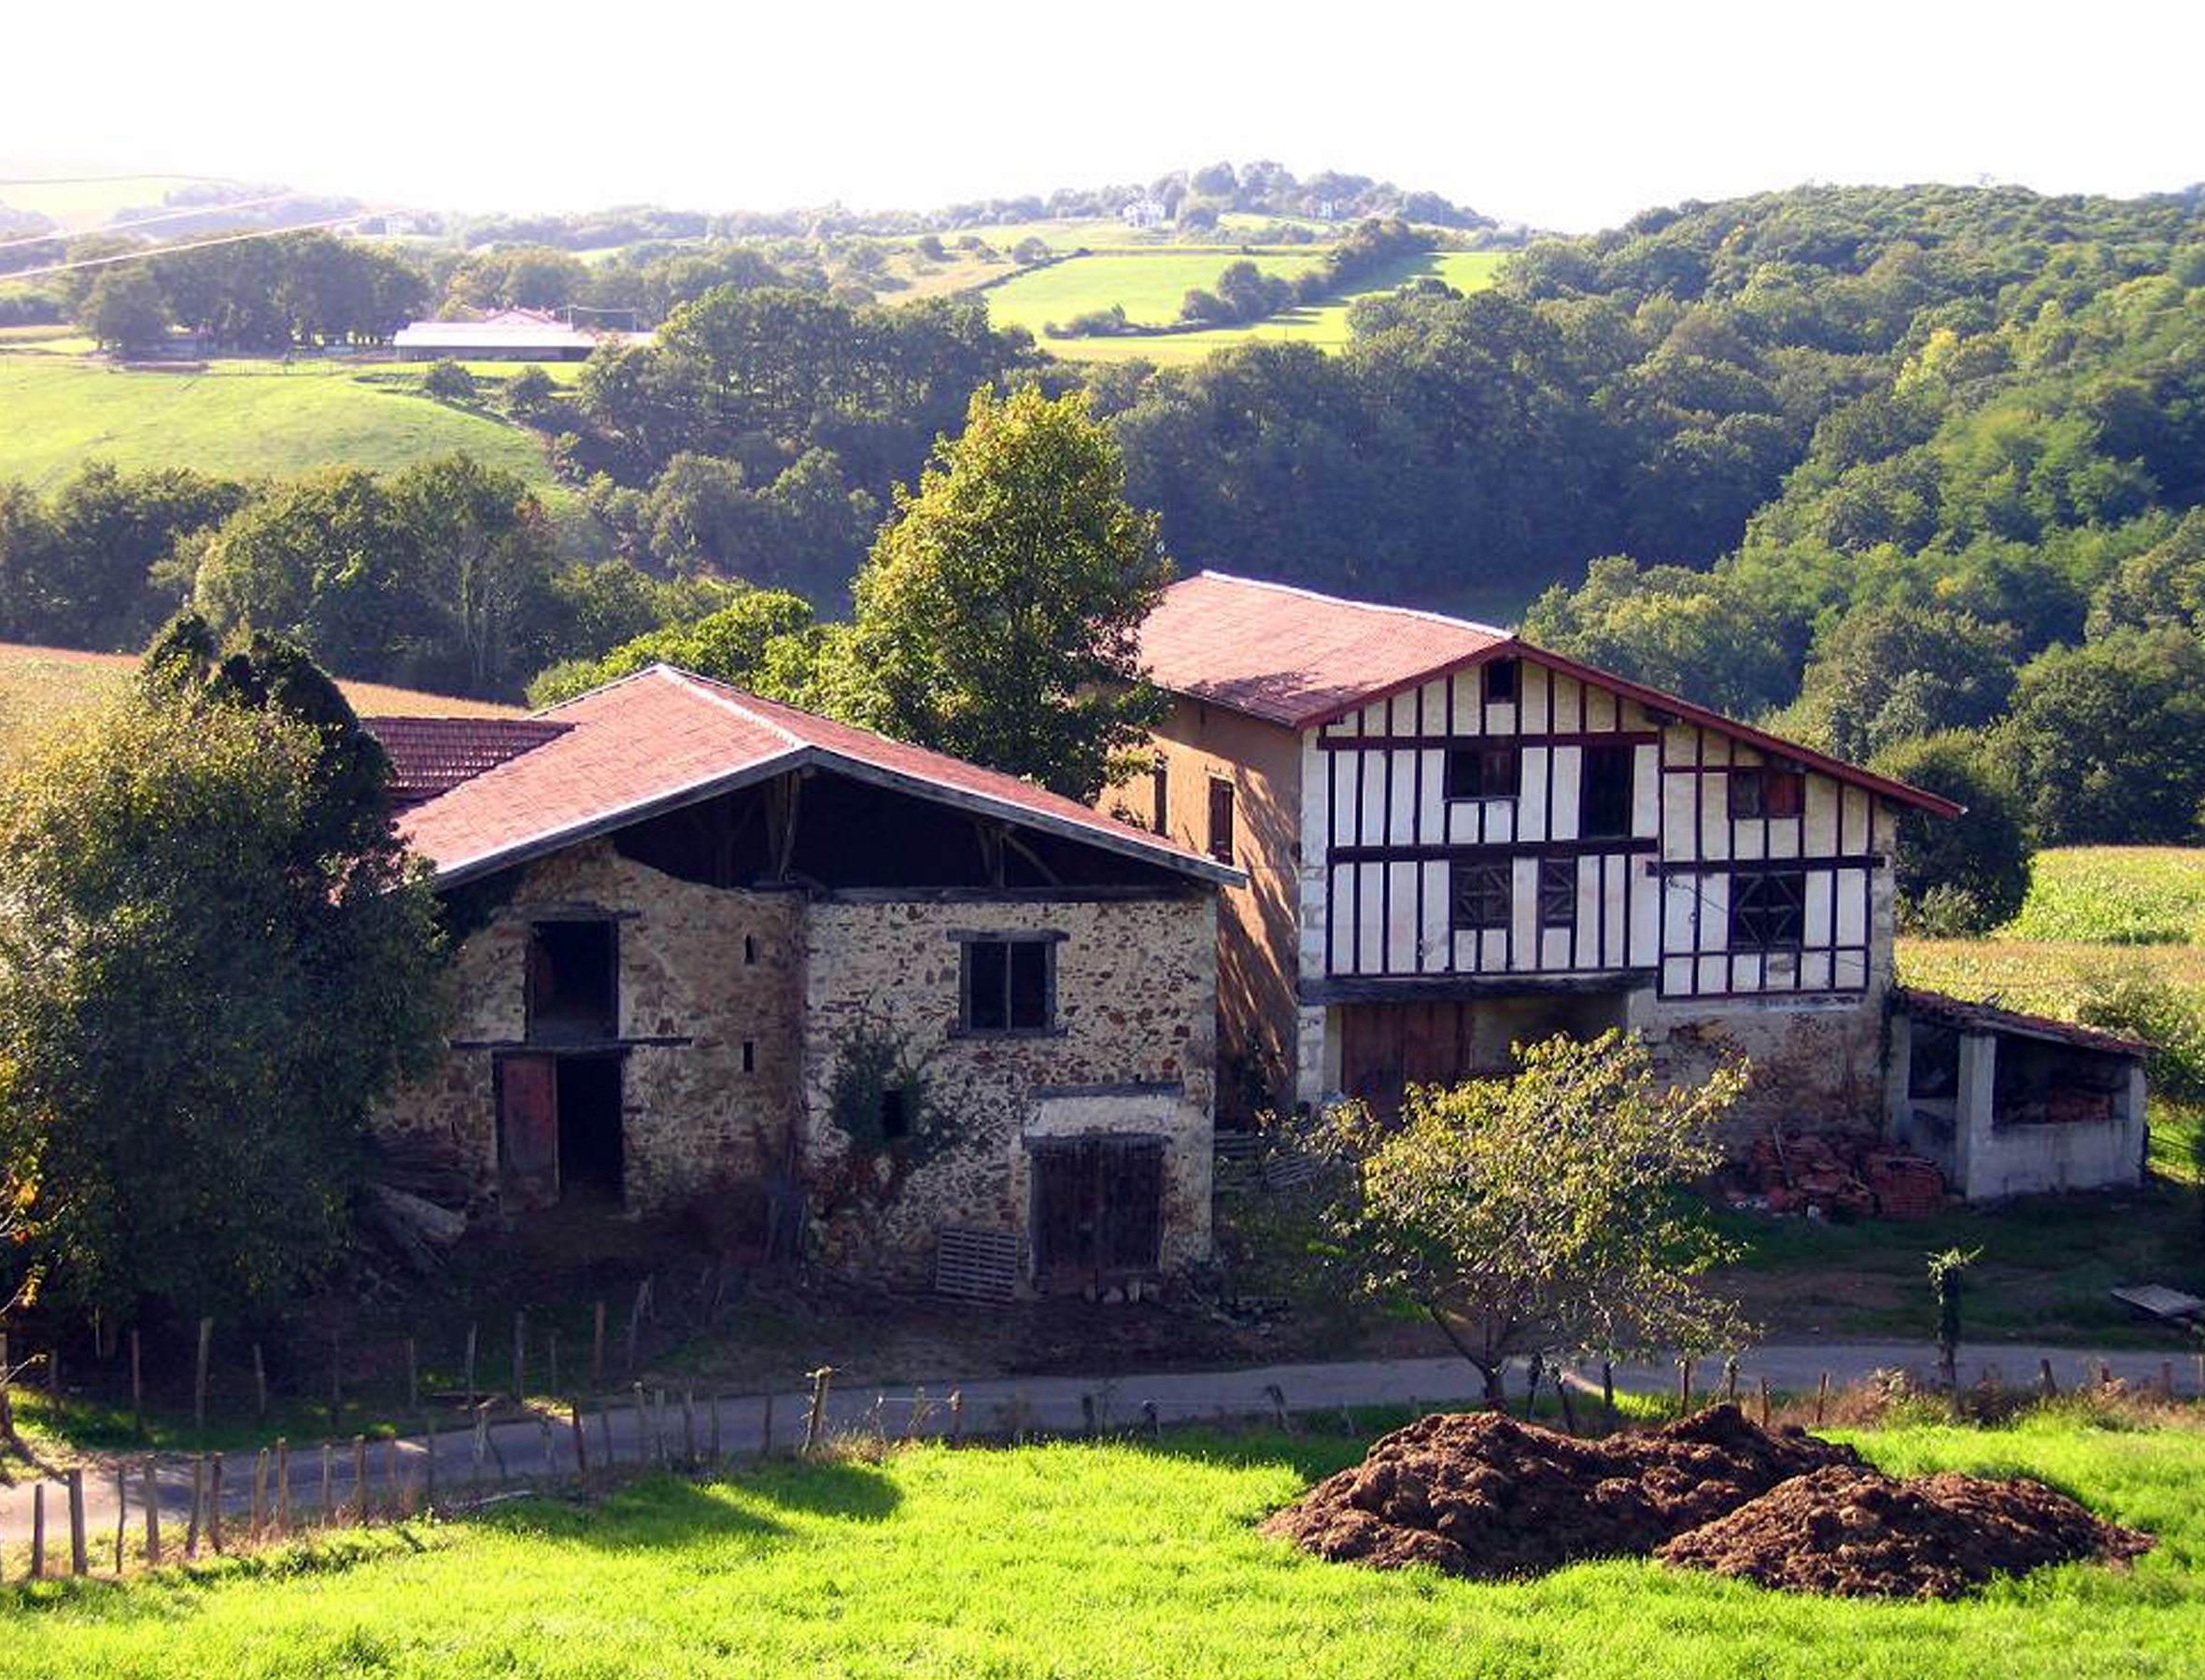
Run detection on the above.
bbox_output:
[2,1410,2199,1678]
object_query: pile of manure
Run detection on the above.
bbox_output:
[1262,1404,2152,1597]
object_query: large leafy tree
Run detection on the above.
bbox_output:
[0,623,445,1320]
[844,385,1172,801]
[1300,1031,1750,1402]
[1869,729,2032,934]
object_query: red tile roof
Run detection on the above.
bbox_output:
[385,666,1237,887]
[364,717,570,807]
[1138,572,1960,817]
[1893,988,2151,1056]
[1138,572,1508,729]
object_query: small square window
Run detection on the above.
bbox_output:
[1580,743,1634,839]
[1483,658,1519,703]
[1731,767,1804,819]
[1537,859,1577,928]
[1449,862,1512,931]
[1730,870,1806,950]
[961,937,1055,1034]
[1444,744,1520,801]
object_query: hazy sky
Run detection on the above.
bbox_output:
[7,0,2201,232]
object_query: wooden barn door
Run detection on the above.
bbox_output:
[1340,1002,1472,1117]
[498,1053,559,1209]
[1031,1136,1165,1294]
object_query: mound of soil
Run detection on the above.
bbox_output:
[1656,1464,2156,1599]
[1260,1404,1863,1579]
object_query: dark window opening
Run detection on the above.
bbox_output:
[1732,767,1804,819]
[556,1055,623,1204]
[1444,744,1520,801]
[962,937,1055,1034]
[742,935,757,965]
[742,1040,756,1073]
[1537,859,1577,928]
[1449,861,1512,931]
[1580,743,1634,839]
[1207,777,1235,864]
[1483,658,1519,703]
[1151,756,1169,837]
[880,1086,911,1141]
[1730,870,1806,950]
[1908,1024,1958,1100]
[528,920,616,1042]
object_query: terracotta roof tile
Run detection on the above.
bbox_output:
[1138,572,1508,728]
[388,666,1235,887]
[1894,988,2151,1057]
[364,717,570,806]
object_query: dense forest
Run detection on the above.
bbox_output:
[6,180,2204,886]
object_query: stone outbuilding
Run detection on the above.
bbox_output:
[367,666,1238,1298]
[1887,989,2150,1201]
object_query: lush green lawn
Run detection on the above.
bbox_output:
[983,249,1329,337]
[1022,249,1507,365]
[4,1414,2199,1676]
[0,358,561,494]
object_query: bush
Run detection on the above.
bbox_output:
[1870,729,2032,934]
[505,363,556,415]
[2075,966,2205,1104]
[422,359,477,402]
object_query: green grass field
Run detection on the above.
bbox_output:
[4,1414,2199,1677]
[1009,249,1509,364]
[983,249,1329,338]
[0,170,229,233]
[0,358,563,495]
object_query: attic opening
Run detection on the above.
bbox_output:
[557,1054,625,1203]
[528,919,617,1042]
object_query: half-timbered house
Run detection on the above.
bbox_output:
[367,664,1237,1296]
[1122,572,1964,1141]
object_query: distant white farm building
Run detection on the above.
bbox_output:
[1120,197,1168,231]
[391,307,648,362]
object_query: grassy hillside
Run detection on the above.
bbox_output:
[5,1418,2200,1676]
[0,643,516,762]
[1012,248,1507,365]
[0,169,229,233]
[0,358,563,494]
[982,249,1328,337]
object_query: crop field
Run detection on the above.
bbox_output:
[1013,248,1509,364]
[0,358,562,494]
[0,642,515,763]
[3,1413,2200,1677]
[0,169,229,233]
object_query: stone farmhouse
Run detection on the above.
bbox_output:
[365,665,1237,1298]
[1117,572,2147,1199]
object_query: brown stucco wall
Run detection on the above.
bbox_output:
[800,894,1217,1282]
[1127,698,1302,1119]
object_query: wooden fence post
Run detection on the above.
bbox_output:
[67,1467,88,1575]
[353,1436,369,1523]
[471,1408,488,1491]
[1816,1372,1830,1425]
[31,1482,46,1577]
[388,1437,404,1514]
[0,1331,13,1446]
[1758,1376,1772,1429]
[250,1449,268,1536]
[1677,1359,1693,1416]
[193,1317,213,1432]
[683,1389,698,1468]
[276,1439,290,1532]
[592,1302,606,1388]
[1555,1367,1578,1434]
[422,1419,438,1510]
[320,1442,333,1525]
[2162,1361,2177,1403]
[1601,1362,1616,1431]
[803,1367,833,1455]
[1722,1356,1739,1405]
[207,1456,224,1553]
[143,1461,161,1564]
[571,1402,590,1485]
[185,1458,204,1558]
[113,1465,128,1574]
[597,1405,613,1472]
[948,1390,964,1447]
[2040,1358,2058,1398]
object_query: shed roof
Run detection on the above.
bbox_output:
[382,664,1239,889]
[1893,987,2151,1057]
[363,716,572,806]
[1137,572,1961,817]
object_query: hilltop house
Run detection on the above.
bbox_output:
[366,666,1236,1296]
[1116,572,2147,1198]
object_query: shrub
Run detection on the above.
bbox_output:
[2075,966,2205,1104]
[505,363,556,415]
[422,359,477,402]
[1871,729,2032,934]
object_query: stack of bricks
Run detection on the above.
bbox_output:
[1737,1134,1948,1221]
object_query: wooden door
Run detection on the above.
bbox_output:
[499,1053,559,1209]
[1032,1137,1165,1293]
[1340,1002,1471,1116]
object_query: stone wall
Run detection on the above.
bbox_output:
[370,840,804,1217]
[800,894,1218,1284]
